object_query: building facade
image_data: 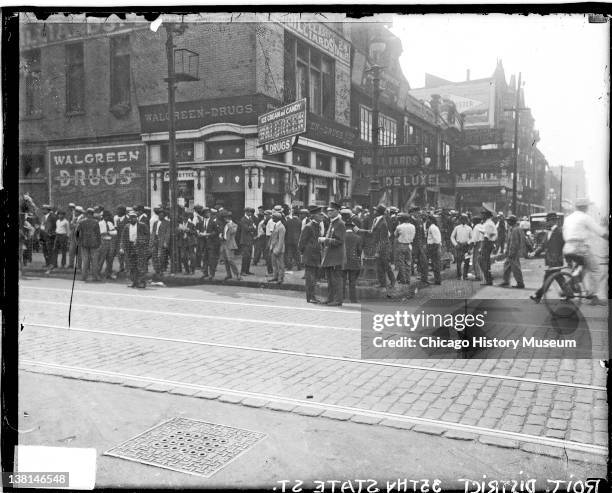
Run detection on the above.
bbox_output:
[411,60,546,215]
[348,22,462,209]
[19,14,357,215]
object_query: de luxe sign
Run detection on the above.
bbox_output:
[48,144,146,208]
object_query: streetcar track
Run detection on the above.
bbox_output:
[21,287,609,330]
[22,322,606,391]
[19,299,359,332]
[19,359,608,456]
[21,286,357,314]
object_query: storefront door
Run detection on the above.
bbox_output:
[162,179,195,209]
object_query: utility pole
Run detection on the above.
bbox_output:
[165,24,178,274]
[559,165,563,211]
[504,73,530,216]
[368,66,381,210]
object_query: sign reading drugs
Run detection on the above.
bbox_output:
[258,99,307,145]
[49,144,146,208]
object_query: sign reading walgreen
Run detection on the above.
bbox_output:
[258,99,307,154]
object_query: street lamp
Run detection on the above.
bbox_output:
[366,37,386,210]
[164,22,199,274]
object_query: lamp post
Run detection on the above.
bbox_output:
[164,22,199,274]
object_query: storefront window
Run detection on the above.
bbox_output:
[160,141,194,163]
[293,149,310,167]
[205,140,245,160]
[360,105,372,143]
[316,154,330,171]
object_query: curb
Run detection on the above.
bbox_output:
[21,366,607,466]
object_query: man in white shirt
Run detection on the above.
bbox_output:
[52,210,70,269]
[563,198,609,299]
[426,215,442,285]
[394,212,416,285]
[97,210,118,279]
[451,214,473,280]
[479,208,498,285]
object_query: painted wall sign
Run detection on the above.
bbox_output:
[258,99,307,145]
[20,22,143,50]
[282,18,351,65]
[305,113,357,149]
[163,170,195,181]
[462,128,504,146]
[355,144,422,168]
[139,94,280,134]
[49,144,146,208]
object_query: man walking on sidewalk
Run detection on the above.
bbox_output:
[499,215,525,289]
[530,212,565,302]
[426,215,443,285]
[394,212,415,285]
[238,207,256,276]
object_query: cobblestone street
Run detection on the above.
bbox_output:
[17,257,609,482]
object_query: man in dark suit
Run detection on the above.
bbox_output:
[355,204,395,289]
[284,209,303,271]
[298,206,323,304]
[202,209,222,280]
[530,212,566,302]
[237,207,257,276]
[319,202,346,306]
[119,211,149,288]
[150,209,171,280]
[498,215,525,289]
[75,208,101,282]
[39,204,57,267]
[341,209,362,304]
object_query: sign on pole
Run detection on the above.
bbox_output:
[258,99,307,155]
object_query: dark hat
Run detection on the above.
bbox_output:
[507,215,517,224]
[408,206,420,213]
[116,205,126,213]
[308,205,322,214]
[546,212,558,221]
[194,204,203,212]
[157,209,167,216]
[328,201,341,211]
[135,204,144,212]
[258,205,264,210]
[376,204,387,215]
[57,209,66,215]
[220,210,231,217]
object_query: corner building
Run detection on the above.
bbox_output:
[19,14,356,214]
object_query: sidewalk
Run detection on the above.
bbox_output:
[18,372,604,488]
[22,252,462,299]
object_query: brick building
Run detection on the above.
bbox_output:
[411,60,546,215]
[19,13,357,214]
[349,22,462,209]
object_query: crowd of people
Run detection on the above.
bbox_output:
[18,193,607,305]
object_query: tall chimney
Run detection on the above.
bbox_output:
[466,69,470,81]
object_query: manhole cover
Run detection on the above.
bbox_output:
[104,417,266,478]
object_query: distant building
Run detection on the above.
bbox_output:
[548,161,587,212]
[411,60,546,215]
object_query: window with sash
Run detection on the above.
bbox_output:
[22,49,42,116]
[65,43,85,113]
[110,35,131,107]
[285,34,335,119]
[379,114,397,146]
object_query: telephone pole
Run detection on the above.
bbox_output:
[504,72,530,216]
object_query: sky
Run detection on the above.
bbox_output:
[390,14,609,214]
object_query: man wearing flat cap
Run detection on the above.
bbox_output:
[354,204,395,289]
[319,202,346,305]
[298,206,324,303]
[119,211,149,288]
[75,208,101,282]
